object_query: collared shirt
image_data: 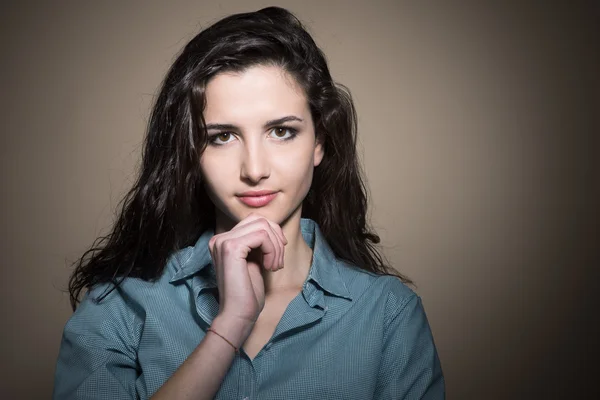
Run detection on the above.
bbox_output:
[54,219,444,399]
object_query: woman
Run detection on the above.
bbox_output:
[54,6,444,399]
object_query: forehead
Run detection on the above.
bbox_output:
[203,65,309,123]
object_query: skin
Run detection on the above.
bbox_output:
[152,64,324,399]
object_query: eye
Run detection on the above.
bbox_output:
[269,127,297,140]
[209,132,235,145]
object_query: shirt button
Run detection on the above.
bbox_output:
[242,397,249,400]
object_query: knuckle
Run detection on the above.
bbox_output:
[208,237,216,248]
[254,217,269,227]
[221,239,236,254]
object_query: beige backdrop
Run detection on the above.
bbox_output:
[1,1,597,399]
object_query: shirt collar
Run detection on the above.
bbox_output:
[301,219,352,300]
[169,218,352,301]
[168,228,214,283]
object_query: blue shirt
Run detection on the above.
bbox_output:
[54,219,444,399]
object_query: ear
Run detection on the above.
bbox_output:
[313,138,324,167]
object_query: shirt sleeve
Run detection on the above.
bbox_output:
[374,288,445,399]
[53,289,142,400]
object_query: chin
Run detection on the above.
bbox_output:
[225,201,302,227]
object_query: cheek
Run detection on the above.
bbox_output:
[199,155,232,194]
[274,146,315,188]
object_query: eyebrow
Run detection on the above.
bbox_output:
[205,115,304,131]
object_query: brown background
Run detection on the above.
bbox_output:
[1,1,597,399]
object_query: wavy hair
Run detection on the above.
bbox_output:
[69,6,411,309]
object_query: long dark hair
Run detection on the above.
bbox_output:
[68,6,411,310]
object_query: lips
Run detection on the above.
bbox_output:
[237,190,279,207]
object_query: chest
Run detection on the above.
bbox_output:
[242,289,300,360]
[214,304,386,400]
[137,278,387,399]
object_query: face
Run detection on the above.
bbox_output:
[200,64,324,231]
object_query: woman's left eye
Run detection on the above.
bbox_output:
[270,127,297,140]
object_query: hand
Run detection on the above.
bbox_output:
[208,213,287,336]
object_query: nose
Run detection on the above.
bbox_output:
[240,139,270,183]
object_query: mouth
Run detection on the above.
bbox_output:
[236,190,279,208]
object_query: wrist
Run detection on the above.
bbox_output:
[210,314,255,349]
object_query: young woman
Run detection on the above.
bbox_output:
[54,7,444,399]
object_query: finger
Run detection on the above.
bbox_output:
[215,223,280,271]
[224,218,284,269]
[208,236,225,286]
[208,236,218,265]
[235,213,288,246]
[236,214,287,249]
[238,215,286,269]
[229,230,279,271]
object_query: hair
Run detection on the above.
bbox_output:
[68,6,411,310]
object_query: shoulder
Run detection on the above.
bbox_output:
[67,267,171,330]
[336,261,418,319]
[65,280,144,338]
[84,256,181,307]
[55,278,165,398]
[68,257,193,335]
[341,270,445,397]
[337,260,416,300]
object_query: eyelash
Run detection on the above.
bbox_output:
[207,126,299,146]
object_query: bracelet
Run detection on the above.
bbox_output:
[207,328,239,353]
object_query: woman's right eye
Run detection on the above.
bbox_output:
[209,132,235,145]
